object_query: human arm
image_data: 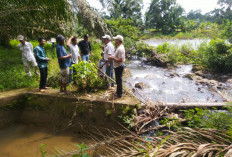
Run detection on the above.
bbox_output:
[66,36,73,48]
[58,54,72,60]
[57,47,72,60]
[78,56,82,62]
[110,49,125,63]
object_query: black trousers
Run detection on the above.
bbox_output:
[39,67,47,89]
[115,65,124,97]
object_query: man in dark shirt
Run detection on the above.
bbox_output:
[78,34,92,61]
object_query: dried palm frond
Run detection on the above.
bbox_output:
[55,126,232,157]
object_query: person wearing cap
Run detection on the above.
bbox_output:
[102,34,115,87]
[67,36,81,84]
[109,35,125,98]
[56,35,72,94]
[17,35,39,76]
[78,34,92,61]
[34,37,51,92]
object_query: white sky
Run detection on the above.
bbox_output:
[86,0,219,15]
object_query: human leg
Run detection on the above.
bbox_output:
[115,66,124,97]
[39,67,47,91]
[69,66,73,84]
[31,57,39,75]
[60,68,70,93]
[22,57,31,76]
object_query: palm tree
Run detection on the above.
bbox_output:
[99,0,143,23]
[0,0,111,47]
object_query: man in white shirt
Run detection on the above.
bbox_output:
[110,35,125,98]
[102,35,115,87]
[17,35,38,76]
[67,36,81,84]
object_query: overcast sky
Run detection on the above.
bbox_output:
[86,0,219,15]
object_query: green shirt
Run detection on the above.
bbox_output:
[34,45,48,68]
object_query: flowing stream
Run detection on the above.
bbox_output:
[127,39,230,103]
[127,60,224,103]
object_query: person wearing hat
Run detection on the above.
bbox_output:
[56,35,72,94]
[78,34,92,61]
[102,34,115,87]
[109,35,125,98]
[34,37,51,92]
[17,35,39,76]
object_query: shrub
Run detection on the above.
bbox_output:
[135,42,154,58]
[184,107,232,130]
[73,61,107,92]
[206,39,232,73]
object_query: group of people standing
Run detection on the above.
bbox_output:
[17,34,125,98]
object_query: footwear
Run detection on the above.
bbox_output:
[44,87,50,89]
[39,89,45,92]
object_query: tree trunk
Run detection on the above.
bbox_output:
[0,34,10,47]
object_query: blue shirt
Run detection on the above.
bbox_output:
[56,44,71,69]
[34,45,48,68]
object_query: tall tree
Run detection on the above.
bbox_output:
[0,0,111,47]
[145,0,184,34]
[0,0,72,47]
[100,0,143,25]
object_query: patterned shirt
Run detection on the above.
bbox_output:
[34,45,48,68]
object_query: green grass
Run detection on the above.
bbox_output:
[0,40,103,91]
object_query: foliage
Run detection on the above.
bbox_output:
[100,0,143,25]
[40,144,48,157]
[206,39,232,73]
[72,143,90,157]
[105,18,141,41]
[0,40,60,91]
[72,0,111,38]
[0,0,72,47]
[223,20,232,43]
[145,0,184,34]
[184,107,232,130]
[73,61,107,92]
[135,42,155,58]
[155,42,196,64]
[105,18,142,52]
[119,114,135,128]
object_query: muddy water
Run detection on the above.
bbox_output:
[0,125,91,157]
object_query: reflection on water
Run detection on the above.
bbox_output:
[0,125,90,157]
[126,60,224,103]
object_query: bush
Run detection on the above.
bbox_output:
[73,61,107,92]
[206,39,232,73]
[184,107,232,131]
[135,42,154,58]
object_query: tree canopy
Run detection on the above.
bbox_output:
[0,0,111,47]
[145,0,184,34]
[100,0,143,25]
